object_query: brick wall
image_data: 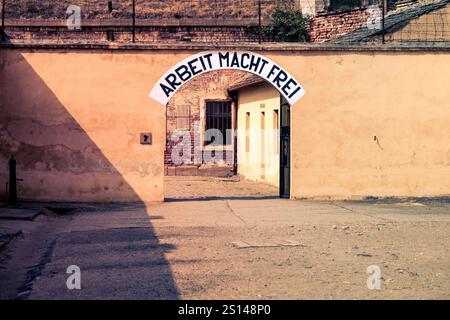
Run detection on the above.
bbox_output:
[309,8,371,42]
[3,7,374,44]
[3,24,259,43]
[165,70,252,175]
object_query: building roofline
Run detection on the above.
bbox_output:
[228,76,267,93]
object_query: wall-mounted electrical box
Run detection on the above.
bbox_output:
[140,132,152,145]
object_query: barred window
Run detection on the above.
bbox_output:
[205,101,232,146]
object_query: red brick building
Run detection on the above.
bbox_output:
[165,70,255,177]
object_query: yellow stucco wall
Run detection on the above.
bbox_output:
[1,48,449,201]
[289,52,450,199]
[0,49,171,202]
[237,83,280,187]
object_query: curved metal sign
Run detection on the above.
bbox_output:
[150,51,305,105]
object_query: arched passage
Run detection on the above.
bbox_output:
[150,51,305,200]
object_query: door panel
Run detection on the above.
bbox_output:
[279,97,290,198]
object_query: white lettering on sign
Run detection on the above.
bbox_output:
[149,51,305,106]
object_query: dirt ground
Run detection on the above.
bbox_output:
[164,176,279,200]
[0,177,449,300]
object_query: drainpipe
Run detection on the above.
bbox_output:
[7,155,23,207]
[7,155,17,207]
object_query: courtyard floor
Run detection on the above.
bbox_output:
[164,175,279,200]
[0,177,449,299]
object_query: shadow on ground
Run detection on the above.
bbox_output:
[0,49,180,299]
[27,223,179,300]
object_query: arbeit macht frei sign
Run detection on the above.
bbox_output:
[150,51,305,106]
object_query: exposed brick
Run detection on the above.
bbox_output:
[309,8,372,43]
[175,166,199,176]
[164,70,251,174]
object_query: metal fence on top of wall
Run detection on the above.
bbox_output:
[340,0,450,45]
[0,0,449,45]
[383,0,450,44]
[2,0,284,20]
[2,0,281,43]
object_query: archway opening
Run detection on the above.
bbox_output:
[150,51,303,201]
[162,69,290,201]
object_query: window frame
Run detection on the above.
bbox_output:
[204,99,233,147]
[175,104,191,130]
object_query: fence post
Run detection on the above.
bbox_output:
[1,0,5,40]
[258,0,262,44]
[382,0,386,44]
[132,0,136,43]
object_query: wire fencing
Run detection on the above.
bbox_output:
[384,1,450,43]
[0,0,449,45]
[1,0,290,20]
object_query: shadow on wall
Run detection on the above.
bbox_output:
[0,50,180,299]
[0,49,141,203]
